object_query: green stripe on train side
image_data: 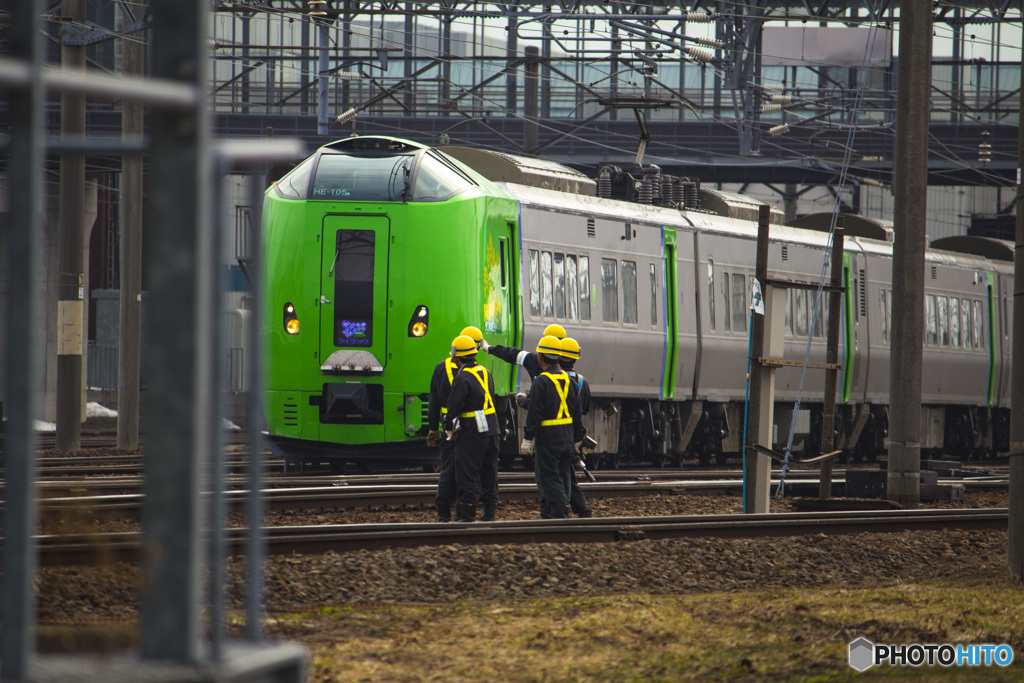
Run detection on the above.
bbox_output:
[841,252,854,403]
[986,270,996,406]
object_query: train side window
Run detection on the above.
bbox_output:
[937,296,949,346]
[784,288,793,337]
[925,295,937,345]
[579,256,591,321]
[950,296,960,348]
[722,272,731,332]
[566,254,579,320]
[707,260,715,332]
[811,289,823,338]
[601,257,619,323]
[622,260,638,325]
[499,239,507,289]
[888,289,893,345]
[528,249,540,318]
[961,299,971,348]
[553,252,566,319]
[540,251,554,318]
[650,263,658,327]
[731,273,747,332]
[794,287,808,337]
[880,289,888,343]
[973,300,984,349]
[274,155,315,199]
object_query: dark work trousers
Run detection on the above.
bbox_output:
[435,441,457,507]
[569,477,592,516]
[454,432,499,507]
[534,440,573,518]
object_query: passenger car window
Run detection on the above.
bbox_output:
[731,273,747,332]
[566,255,579,320]
[553,253,566,319]
[541,251,553,318]
[622,260,638,325]
[937,296,948,346]
[707,260,715,332]
[794,287,808,337]
[650,263,658,326]
[601,258,618,323]
[528,250,540,317]
[973,300,984,348]
[722,272,731,332]
[579,256,591,321]
[925,295,937,345]
[950,296,960,348]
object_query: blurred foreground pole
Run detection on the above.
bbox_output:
[887,0,931,509]
[1,1,44,678]
[141,0,211,662]
[1008,43,1024,582]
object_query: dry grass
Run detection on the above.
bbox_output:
[262,578,1024,682]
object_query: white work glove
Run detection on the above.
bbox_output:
[480,338,490,352]
[520,438,534,455]
[515,392,529,408]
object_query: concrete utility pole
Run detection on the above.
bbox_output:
[524,46,539,153]
[56,0,86,452]
[744,204,771,513]
[887,0,932,509]
[118,2,145,450]
[1008,42,1024,581]
[819,222,845,499]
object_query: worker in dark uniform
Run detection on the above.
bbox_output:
[520,335,585,519]
[444,334,500,522]
[558,337,594,518]
[426,325,484,521]
[481,323,566,381]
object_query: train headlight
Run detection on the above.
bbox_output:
[408,305,429,337]
[284,302,300,335]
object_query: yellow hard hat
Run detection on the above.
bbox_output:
[460,326,484,348]
[559,337,581,360]
[451,334,478,358]
[535,335,562,358]
[543,323,566,339]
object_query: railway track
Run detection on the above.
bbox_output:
[33,507,1008,567]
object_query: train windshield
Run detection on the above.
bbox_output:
[311,154,414,201]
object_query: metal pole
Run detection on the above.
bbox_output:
[1007,41,1024,581]
[887,0,931,509]
[819,222,845,499]
[56,0,86,452]
[118,0,145,450]
[524,46,539,153]
[317,18,330,135]
[744,204,771,513]
[1,1,44,678]
[141,0,210,662]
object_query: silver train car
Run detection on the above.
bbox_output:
[441,146,1013,469]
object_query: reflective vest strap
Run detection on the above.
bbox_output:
[441,407,448,415]
[458,365,496,417]
[444,358,458,385]
[539,372,571,426]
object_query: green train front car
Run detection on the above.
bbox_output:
[262,136,521,467]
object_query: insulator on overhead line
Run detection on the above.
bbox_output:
[693,36,724,49]
[336,72,361,79]
[685,47,714,63]
[768,123,790,136]
[769,95,793,105]
[762,83,785,92]
[598,166,613,198]
[336,107,358,125]
[685,11,712,22]
[761,104,783,113]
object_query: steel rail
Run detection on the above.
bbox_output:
[30,508,1008,567]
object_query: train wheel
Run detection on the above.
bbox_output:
[499,454,516,471]
[522,455,535,471]
[357,462,372,474]
[606,451,621,469]
[586,453,601,470]
[329,460,343,475]
[697,451,711,466]
[422,462,439,474]
[714,451,729,466]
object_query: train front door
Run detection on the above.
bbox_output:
[319,215,391,371]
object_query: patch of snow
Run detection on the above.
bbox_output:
[87,402,118,418]
[34,420,56,432]
[224,418,242,432]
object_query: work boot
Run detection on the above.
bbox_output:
[437,504,451,522]
[574,507,594,518]
[456,503,476,522]
[481,501,496,522]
